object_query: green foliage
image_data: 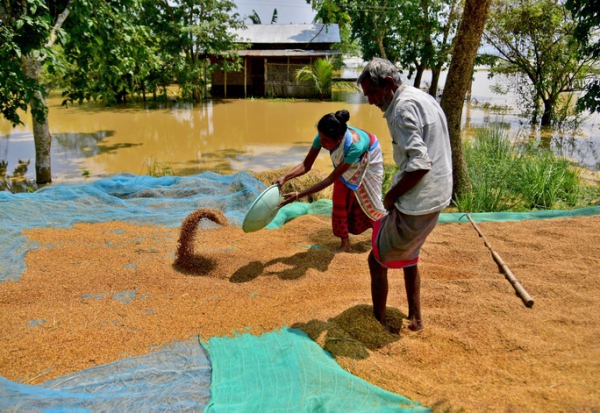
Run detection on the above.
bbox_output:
[295,58,357,100]
[565,0,600,114]
[454,126,598,212]
[141,0,246,103]
[308,0,405,61]
[1,0,249,121]
[308,0,461,90]
[513,148,582,209]
[454,127,521,212]
[270,8,278,24]
[381,164,398,199]
[295,58,335,100]
[59,0,155,105]
[246,8,277,24]
[565,0,600,58]
[483,0,599,126]
[0,0,55,125]
[307,0,358,55]
[249,10,261,24]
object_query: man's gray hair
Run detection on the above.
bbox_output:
[357,58,402,87]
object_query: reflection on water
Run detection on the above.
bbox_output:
[0,156,32,192]
[1,70,599,186]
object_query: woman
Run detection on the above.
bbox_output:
[274,110,386,252]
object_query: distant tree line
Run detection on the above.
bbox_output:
[306,0,599,197]
[1,0,246,183]
[307,0,599,127]
[1,0,598,195]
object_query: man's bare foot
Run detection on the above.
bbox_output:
[377,319,393,333]
[407,316,424,331]
[376,319,400,334]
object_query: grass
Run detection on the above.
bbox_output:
[453,126,599,212]
[143,158,175,177]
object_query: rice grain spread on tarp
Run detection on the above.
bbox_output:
[1,172,599,412]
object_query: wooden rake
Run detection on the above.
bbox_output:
[466,213,534,308]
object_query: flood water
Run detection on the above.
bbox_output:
[1,69,599,186]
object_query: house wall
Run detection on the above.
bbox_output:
[211,56,320,99]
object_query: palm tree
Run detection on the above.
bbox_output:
[294,58,334,100]
[248,9,278,24]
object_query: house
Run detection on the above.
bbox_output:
[210,24,342,99]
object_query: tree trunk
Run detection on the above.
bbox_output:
[21,56,52,184]
[413,62,426,89]
[440,0,492,200]
[429,66,442,97]
[377,37,387,60]
[541,98,553,126]
[466,71,473,102]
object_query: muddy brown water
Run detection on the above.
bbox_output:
[1,70,599,185]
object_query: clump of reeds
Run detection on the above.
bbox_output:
[174,208,228,274]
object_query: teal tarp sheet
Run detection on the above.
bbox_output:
[438,206,600,224]
[202,327,429,413]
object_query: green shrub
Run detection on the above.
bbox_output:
[455,126,599,212]
[454,127,520,212]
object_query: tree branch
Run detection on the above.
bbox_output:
[46,0,73,48]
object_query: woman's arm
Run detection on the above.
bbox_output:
[279,160,352,207]
[273,146,320,186]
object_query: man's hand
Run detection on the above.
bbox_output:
[383,193,396,212]
[383,170,429,211]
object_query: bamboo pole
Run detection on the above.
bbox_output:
[466,213,534,307]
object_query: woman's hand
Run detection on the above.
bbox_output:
[273,176,286,187]
[278,192,299,208]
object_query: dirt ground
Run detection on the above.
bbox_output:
[1,211,599,412]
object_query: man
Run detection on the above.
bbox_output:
[357,58,452,331]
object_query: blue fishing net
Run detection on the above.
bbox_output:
[0,341,210,412]
[0,171,265,282]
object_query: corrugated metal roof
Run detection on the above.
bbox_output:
[230,24,340,44]
[233,49,342,57]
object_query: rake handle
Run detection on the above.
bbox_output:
[466,214,534,308]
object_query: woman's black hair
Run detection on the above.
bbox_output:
[317,110,350,140]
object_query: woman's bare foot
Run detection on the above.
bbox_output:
[334,238,351,253]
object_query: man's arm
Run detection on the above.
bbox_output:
[383,169,429,211]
